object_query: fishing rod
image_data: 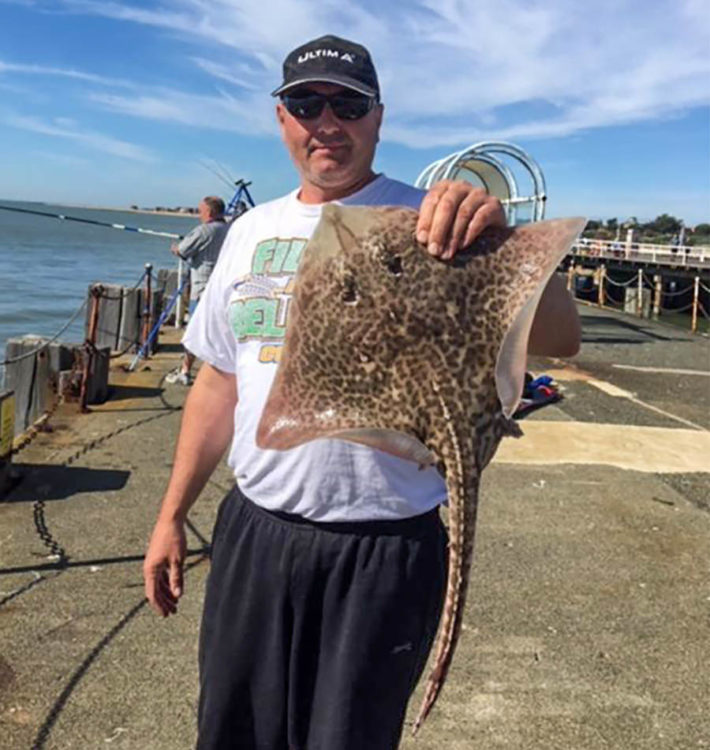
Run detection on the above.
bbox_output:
[0,204,184,240]
[128,272,191,371]
[199,158,236,190]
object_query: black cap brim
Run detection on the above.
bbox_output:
[271,74,378,98]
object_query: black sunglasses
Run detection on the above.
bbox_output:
[282,90,376,121]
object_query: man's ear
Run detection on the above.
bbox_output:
[276,101,287,128]
[374,103,384,143]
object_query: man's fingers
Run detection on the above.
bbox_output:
[156,570,178,616]
[418,181,489,257]
[426,191,466,256]
[416,182,448,245]
[145,564,170,616]
[169,557,184,599]
[462,199,507,248]
[441,193,487,259]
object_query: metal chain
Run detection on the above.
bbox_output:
[604,275,638,288]
[108,336,141,360]
[667,301,696,313]
[0,298,88,367]
[602,290,625,308]
[107,270,155,359]
[659,285,695,297]
[32,497,68,565]
[641,271,656,287]
[94,268,149,301]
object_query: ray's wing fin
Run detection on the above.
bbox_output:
[491,218,586,417]
[257,382,433,464]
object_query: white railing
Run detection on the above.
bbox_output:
[572,238,710,267]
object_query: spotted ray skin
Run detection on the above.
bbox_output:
[256,205,585,733]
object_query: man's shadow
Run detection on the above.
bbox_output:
[2,463,130,503]
[579,314,690,344]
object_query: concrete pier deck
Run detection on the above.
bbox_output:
[1,305,708,749]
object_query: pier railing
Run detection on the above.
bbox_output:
[572,238,710,268]
[0,262,190,449]
[566,264,710,333]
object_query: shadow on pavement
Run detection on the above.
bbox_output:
[3,464,131,503]
[155,342,184,354]
[108,384,165,400]
[579,314,691,343]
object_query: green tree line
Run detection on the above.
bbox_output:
[582,214,710,246]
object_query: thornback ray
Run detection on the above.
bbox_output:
[256,205,586,732]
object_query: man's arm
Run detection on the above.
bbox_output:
[527,273,581,357]
[143,362,237,616]
[171,226,208,263]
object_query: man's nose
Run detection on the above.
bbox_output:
[315,102,342,132]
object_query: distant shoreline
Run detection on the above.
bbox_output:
[0,199,197,219]
[66,204,198,218]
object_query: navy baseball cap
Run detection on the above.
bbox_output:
[271,34,380,99]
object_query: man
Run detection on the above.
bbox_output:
[144,35,581,749]
[166,196,229,385]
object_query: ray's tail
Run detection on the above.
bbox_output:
[413,388,480,734]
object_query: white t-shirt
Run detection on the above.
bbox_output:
[183,174,447,521]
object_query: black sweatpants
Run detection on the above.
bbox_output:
[197,485,448,750]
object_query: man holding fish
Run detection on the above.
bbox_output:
[143,34,581,749]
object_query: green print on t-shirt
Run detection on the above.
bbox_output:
[251,237,307,275]
[229,237,306,349]
[229,298,286,340]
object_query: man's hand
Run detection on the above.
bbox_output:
[170,242,182,257]
[417,180,506,260]
[143,516,187,617]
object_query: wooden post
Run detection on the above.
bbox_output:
[652,274,662,319]
[80,286,102,413]
[625,228,633,258]
[175,258,184,329]
[598,265,606,307]
[691,276,699,333]
[142,263,153,356]
[636,269,643,316]
[0,390,15,495]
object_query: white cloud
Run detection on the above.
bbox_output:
[88,87,276,136]
[191,58,261,91]
[30,149,92,167]
[0,59,135,88]
[2,113,156,161]
[12,0,710,149]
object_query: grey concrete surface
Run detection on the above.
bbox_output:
[1,307,708,749]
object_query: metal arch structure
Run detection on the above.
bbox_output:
[414,141,547,225]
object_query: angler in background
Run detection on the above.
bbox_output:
[166,196,229,385]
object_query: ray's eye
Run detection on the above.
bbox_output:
[341,274,359,305]
[386,255,403,276]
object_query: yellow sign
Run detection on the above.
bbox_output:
[1,393,15,458]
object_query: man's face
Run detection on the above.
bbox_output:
[276,82,383,196]
[197,200,211,223]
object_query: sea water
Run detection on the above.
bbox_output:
[0,200,199,367]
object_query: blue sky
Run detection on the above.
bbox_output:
[0,0,708,223]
